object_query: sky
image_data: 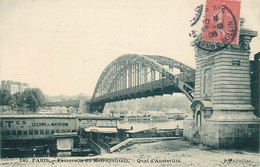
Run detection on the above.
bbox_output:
[0,0,260,96]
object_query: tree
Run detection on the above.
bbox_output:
[12,92,26,111]
[0,89,12,111]
[23,88,46,112]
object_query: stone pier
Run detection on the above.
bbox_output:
[184,19,260,149]
[54,132,78,151]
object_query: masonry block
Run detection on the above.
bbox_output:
[184,18,260,150]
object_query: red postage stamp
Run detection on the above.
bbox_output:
[203,0,241,44]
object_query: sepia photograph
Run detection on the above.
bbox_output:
[0,0,259,166]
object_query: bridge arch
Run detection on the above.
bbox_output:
[91,54,195,112]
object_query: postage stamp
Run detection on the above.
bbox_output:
[202,0,241,45]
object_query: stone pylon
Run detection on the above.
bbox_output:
[184,18,260,149]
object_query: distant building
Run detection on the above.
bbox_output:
[165,109,184,119]
[78,95,90,113]
[146,110,164,115]
[1,80,29,95]
[166,108,183,115]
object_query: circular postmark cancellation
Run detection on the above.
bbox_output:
[195,0,241,52]
[190,4,204,28]
[194,34,228,52]
[189,4,204,39]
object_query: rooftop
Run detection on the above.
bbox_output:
[126,127,157,134]
[84,127,118,133]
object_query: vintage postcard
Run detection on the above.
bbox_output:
[0,0,259,166]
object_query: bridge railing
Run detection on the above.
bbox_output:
[89,139,101,155]
[109,139,133,153]
[97,139,111,153]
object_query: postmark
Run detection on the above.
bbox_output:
[189,4,204,39]
[190,4,204,28]
[194,34,228,52]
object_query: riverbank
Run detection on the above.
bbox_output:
[0,139,258,167]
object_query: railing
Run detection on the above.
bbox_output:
[110,139,133,153]
[110,137,182,153]
[89,139,101,155]
[97,139,111,153]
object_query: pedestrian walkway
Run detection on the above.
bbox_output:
[110,137,182,153]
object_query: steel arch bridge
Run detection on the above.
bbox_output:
[90,54,195,112]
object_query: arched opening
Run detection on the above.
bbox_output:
[196,111,202,127]
[191,100,213,128]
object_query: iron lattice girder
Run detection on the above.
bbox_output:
[92,54,195,105]
[92,79,183,104]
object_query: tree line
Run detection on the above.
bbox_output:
[105,95,192,114]
[0,88,46,112]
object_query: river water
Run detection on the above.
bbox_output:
[118,119,183,130]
